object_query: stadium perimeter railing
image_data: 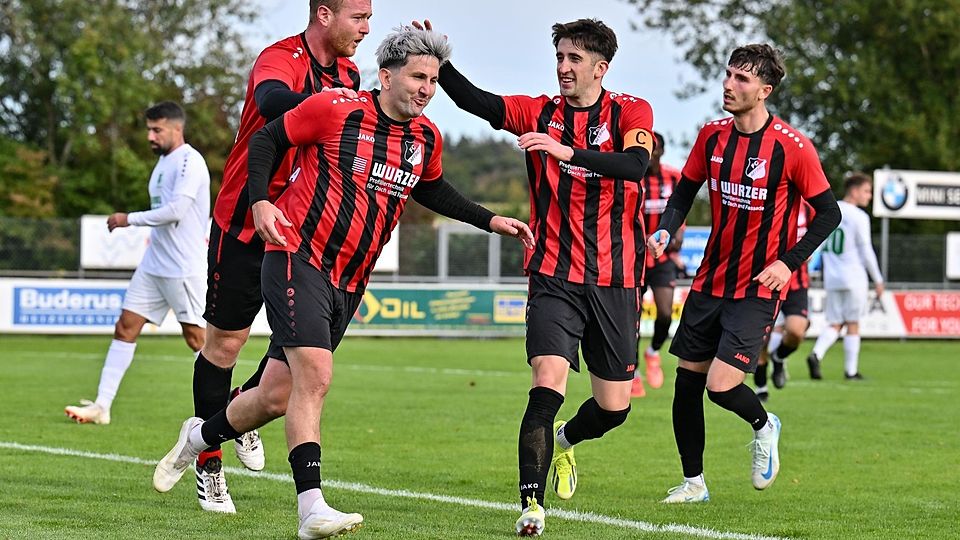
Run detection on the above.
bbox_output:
[1,217,958,287]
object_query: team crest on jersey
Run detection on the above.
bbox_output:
[404,141,423,166]
[745,158,767,180]
[588,123,610,146]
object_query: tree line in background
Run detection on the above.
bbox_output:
[1,0,956,237]
[624,0,959,233]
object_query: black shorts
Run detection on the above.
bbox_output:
[643,258,679,290]
[779,287,809,318]
[525,272,639,382]
[668,289,779,373]
[262,251,363,361]
[204,221,266,331]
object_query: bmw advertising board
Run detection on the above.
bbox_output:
[873,169,960,220]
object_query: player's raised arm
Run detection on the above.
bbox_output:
[437,61,507,128]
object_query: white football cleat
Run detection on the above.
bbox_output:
[65,399,110,425]
[515,496,545,536]
[662,480,710,503]
[235,430,265,471]
[750,413,781,490]
[153,417,203,493]
[297,499,363,539]
[196,456,236,513]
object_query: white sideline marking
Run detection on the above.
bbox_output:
[0,441,788,540]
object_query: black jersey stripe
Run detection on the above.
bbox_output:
[551,104,578,281]
[608,100,626,287]
[526,100,559,273]
[700,130,733,296]
[722,131,766,296]
[296,145,332,261]
[745,141,787,297]
[580,101,603,284]
[318,110,365,272]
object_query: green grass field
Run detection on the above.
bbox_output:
[0,335,957,539]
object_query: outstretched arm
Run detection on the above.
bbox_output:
[437,62,506,129]
[412,177,534,249]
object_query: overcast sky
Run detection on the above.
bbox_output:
[249,0,721,165]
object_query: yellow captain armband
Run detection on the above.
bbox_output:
[623,128,654,154]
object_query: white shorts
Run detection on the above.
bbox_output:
[122,269,206,327]
[824,289,867,325]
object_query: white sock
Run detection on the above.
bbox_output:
[94,340,137,410]
[843,334,861,376]
[298,488,326,520]
[685,473,706,487]
[755,385,768,394]
[767,331,784,355]
[187,423,210,454]
[756,418,774,436]
[812,326,840,359]
[555,424,573,450]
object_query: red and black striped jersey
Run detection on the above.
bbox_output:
[213,34,361,243]
[267,90,443,293]
[642,162,682,268]
[682,114,830,300]
[787,201,814,291]
[501,90,653,288]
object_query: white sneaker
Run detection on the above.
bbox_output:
[153,417,203,493]
[662,480,710,503]
[64,399,110,425]
[235,430,265,471]
[750,412,781,490]
[515,496,545,536]
[196,456,236,513]
[297,499,363,539]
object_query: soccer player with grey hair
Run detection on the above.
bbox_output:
[154,26,533,540]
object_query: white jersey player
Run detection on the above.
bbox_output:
[66,101,210,426]
[807,172,884,380]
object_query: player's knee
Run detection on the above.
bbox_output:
[203,333,246,367]
[113,320,140,342]
[260,388,288,418]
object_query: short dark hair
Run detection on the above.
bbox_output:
[309,0,344,22]
[145,101,185,123]
[728,44,786,88]
[552,19,617,62]
[654,131,665,151]
[844,171,872,194]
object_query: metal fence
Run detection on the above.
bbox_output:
[0,217,956,287]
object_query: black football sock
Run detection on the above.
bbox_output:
[754,361,768,387]
[651,315,672,351]
[193,353,233,451]
[200,409,243,447]
[561,397,629,445]
[673,367,707,478]
[289,442,322,494]
[517,386,563,508]
[775,342,798,361]
[240,353,270,392]
[707,384,769,431]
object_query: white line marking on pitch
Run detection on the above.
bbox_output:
[0,441,788,540]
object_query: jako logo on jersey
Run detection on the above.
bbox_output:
[371,162,421,188]
[548,120,565,131]
[357,132,376,143]
[404,141,423,166]
[745,157,767,180]
[710,155,724,164]
[734,353,751,364]
[588,122,610,146]
[288,167,301,184]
